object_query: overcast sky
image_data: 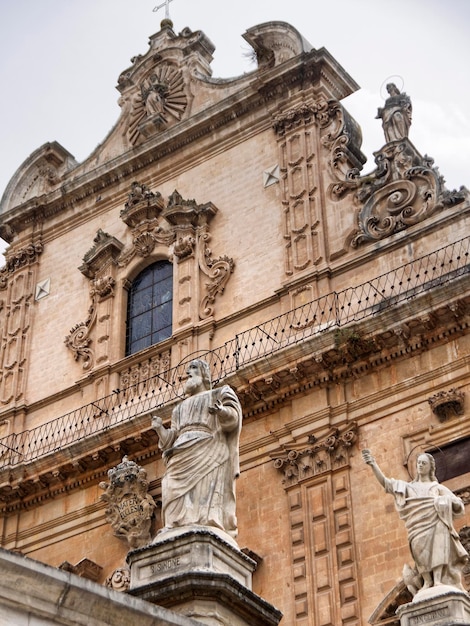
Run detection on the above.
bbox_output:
[1,0,469,263]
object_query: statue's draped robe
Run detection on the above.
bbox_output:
[160,385,242,537]
[384,478,467,586]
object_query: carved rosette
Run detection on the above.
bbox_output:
[272,423,357,487]
[99,456,156,549]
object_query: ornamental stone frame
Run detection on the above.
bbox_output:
[65,183,234,373]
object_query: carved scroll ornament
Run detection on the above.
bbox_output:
[323,86,468,247]
[64,274,115,370]
[428,388,465,422]
[198,232,235,319]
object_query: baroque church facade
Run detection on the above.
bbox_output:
[0,16,469,626]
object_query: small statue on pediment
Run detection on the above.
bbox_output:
[376,82,412,143]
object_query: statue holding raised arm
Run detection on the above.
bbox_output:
[152,359,242,540]
[362,449,468,593]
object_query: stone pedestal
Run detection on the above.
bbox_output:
[397,587,470,625]
[127,526,282,626]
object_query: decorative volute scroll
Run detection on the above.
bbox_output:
[65,230,123,370]
[99,456,157,549]
[163,190,234,319]
[242,21,312,69]
[272,423,357,487]
[64,273,116,371]
[325,84,469,247]
[118,26,214,147]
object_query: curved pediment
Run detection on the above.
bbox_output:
[0,141,77,221]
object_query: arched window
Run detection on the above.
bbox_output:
[126,261,173,356]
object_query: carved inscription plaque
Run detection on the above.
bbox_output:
[409,606,450,625]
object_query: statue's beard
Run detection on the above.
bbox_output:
[184,374,204,396]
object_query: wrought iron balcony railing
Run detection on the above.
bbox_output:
[0,235,469,470]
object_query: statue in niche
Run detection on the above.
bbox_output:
[152,359,242,540]
[362,449,468,594]
[143,80,169,117]
[376,83,412,143]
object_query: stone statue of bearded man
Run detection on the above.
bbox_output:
[152,359,242,540]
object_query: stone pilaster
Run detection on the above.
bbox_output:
[396,588,470,626]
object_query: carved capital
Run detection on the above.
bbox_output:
[428,388,465,422]
[163,190,217,229]
[0,242,43,290]
[272,423,358,487]
[272,103,316,135]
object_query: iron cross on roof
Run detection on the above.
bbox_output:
[153,0,174,20]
